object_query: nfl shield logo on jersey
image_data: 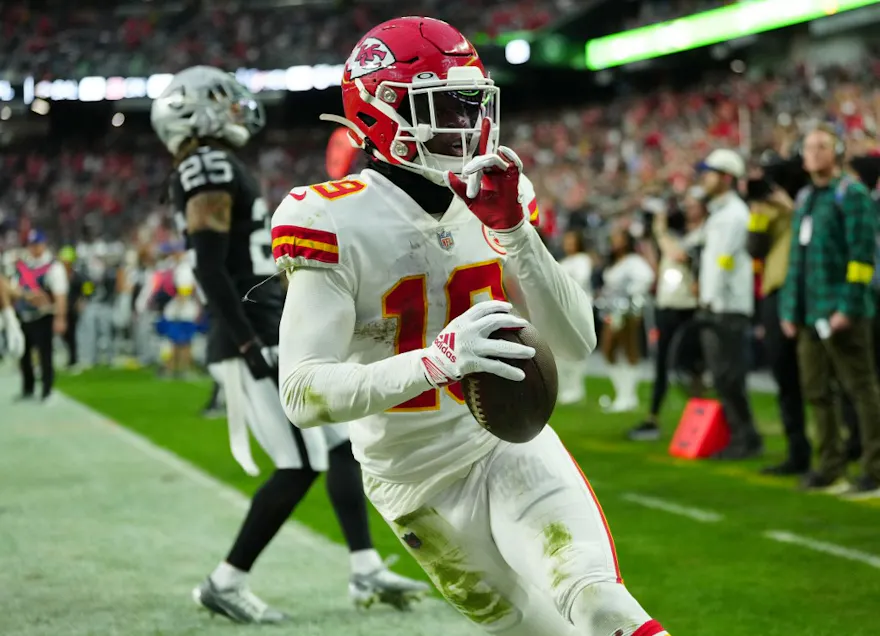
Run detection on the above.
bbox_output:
[437,229,454,250]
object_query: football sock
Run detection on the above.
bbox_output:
[350,548,384,575]
[326,443,374,553]
[624,363,640,403]
[225,467,318,572]
[211,561,247,590]
[606,362,623,402]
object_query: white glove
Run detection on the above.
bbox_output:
[419,300,535,387]
[2,307,25,360]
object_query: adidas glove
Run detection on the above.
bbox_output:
[419,300,536,388]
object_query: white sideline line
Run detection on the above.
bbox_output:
[764,531,880,570]
[621,493,724,523]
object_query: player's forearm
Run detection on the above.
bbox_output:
[189,231,255,347]
[280,352,432,428]
[497,223,597,359]
[278,266,433,427]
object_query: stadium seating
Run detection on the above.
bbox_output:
[0,0,574,81]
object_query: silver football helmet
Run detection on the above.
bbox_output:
[150,66,265,155]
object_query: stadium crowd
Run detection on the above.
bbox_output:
[1,0,578,81]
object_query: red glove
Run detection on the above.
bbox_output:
[445,117,526,232]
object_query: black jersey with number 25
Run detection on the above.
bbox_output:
[169,145,284,360]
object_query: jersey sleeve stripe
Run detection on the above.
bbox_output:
[527,197,540,226]
[272,224,338,247]
[271,225,339,264]
[273,242,339,264]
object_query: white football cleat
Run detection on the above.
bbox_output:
[349,555,431,611]
[192,577,289,624]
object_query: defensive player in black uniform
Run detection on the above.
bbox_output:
[151,66,427,623]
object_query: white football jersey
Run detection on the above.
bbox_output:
[272,167,594,517]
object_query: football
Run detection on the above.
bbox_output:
[461,323,558,443]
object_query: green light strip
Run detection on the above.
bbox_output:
[586,0,880,71]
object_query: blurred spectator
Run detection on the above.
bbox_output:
[696,148,762,460]
[58,244,83,369]
[629,186,706,441]
[10,229,69,402]
[556,229,593,405]
[779,124,880,497]
[597,226,655,413]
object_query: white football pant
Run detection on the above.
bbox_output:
[371,426,654,635]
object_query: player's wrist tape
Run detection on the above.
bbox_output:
[189,230,257,347]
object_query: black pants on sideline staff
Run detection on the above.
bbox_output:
[64,309,78,368]
[761,291,810,469]
[699,311,762,452]
[21,314,55,399]
[649,307,696,416]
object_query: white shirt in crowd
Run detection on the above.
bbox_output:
[559,252,593,300]
[602,253,655,299]
[700,190,753,316]
[655,226,705,310]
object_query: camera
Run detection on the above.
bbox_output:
[745,150,809,202]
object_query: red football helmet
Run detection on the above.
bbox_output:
[321,17,500,185]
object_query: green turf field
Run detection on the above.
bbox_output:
[58,368,880,636]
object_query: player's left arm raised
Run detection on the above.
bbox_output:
[446,124,597,359]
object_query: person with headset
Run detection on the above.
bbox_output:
[779,123,880,497]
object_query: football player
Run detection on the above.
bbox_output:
[273,17,669,636]
[151,66,428,624]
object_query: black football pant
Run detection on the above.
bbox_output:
[20,314,55,399]
[761,292,810,468]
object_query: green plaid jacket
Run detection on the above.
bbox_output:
[779,176,877,325]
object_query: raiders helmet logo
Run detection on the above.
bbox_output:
[347,38,396,79]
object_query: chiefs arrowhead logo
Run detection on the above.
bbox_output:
[483,225,507,255]
[347,38,396,79]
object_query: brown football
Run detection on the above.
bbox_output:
[461,323,558,444]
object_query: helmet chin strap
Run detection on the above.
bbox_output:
[319,114,366,149]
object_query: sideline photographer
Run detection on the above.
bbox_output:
[745,151,811,476]
[629,188,706,441]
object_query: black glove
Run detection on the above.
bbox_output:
[240,338,277,381]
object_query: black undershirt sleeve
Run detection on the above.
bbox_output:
[189,229,256,349]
